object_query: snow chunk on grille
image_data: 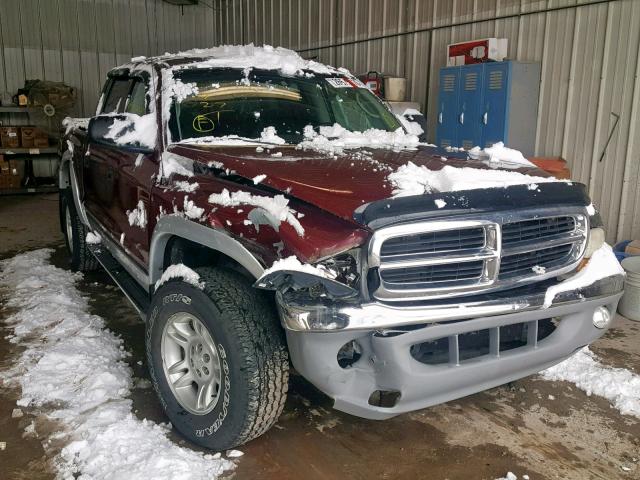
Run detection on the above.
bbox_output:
[155,264,204,291]
[127,200,148,228]
[173,180,199,193]
[208,188,304,236]
[298,123,419,155]
[388,162,560,197]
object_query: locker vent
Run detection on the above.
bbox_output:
[443,75,455,92]
[441,139,451,147]
[462,140,474,149]
[489,71,503,90]
[465,73,478,91]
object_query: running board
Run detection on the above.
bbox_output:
[88,244,150,318]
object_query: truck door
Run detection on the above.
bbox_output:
[84,75,157,268]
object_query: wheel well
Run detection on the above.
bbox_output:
[162,236,256,282]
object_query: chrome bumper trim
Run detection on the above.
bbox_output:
[277,273,624,332]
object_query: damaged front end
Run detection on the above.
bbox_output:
[252,181,625,419]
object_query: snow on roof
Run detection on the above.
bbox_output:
[388,161,561,197]
[162,44,340,77]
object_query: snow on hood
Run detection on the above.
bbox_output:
[468,141,535,168]
[388,161,562,198]
[165,44,339,77]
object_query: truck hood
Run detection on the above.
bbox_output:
[168,143,556,222]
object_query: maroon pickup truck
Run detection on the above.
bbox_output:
[60,46,624,450]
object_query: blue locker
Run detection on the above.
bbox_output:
[480,62,509,148]
[436,67,460,148]
[435,61,541,156]
[457,64,484,150]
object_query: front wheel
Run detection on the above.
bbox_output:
[59,188,99,272]
[146,267,289,450]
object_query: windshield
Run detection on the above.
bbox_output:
[168,69,402,144]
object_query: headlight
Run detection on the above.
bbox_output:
[315,248,361,289]
[584,227,605,258]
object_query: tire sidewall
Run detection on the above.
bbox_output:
[61,190,81,269]
[146,280,253,449]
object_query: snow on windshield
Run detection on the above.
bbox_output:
[297,124,420,155]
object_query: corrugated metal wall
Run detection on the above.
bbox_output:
[0,1,637,242]
[0,0,222,118]
[216,0,640,243]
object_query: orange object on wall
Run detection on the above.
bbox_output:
[529,156,571,180]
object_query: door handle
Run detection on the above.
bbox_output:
[438,112,443,124]
[483,112,488,125]
[459,112,465,124]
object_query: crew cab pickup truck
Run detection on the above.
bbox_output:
[60,45,624,450]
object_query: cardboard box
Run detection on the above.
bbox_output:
[625,240,640,256]
[0,173,21,189]
[20,126,36,148]
[0,127,20,148]
[32,127,49,148]
[447,38,508,66]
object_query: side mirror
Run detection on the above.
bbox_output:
[88,114,155,154]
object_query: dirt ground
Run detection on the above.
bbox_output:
[0,194,638,480]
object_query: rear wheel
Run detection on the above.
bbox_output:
[59,188,99,272]
[146,266,289,450]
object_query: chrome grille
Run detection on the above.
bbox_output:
[369,209,589,301]
[380,227,485,259]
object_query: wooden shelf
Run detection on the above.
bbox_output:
[0,185,58,195]
[0,106,35,113]
[0,146,58,155]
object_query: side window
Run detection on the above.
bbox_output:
[125,81,147,115]
[101,78,133,113]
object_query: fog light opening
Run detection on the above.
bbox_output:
[337,340,362,369]
[368,390,401,408]
[592,306,612,329]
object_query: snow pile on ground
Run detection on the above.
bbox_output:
[257,256,337,284]
[541,346,640,418]
[297,124,420,155]
[155,263,204,291]
[127,200,148,228]
[388,162,559,197]
[468,142,535,168]
[0,249,234,479]
[208,188,304,236]
[104,112,157,149]
[168,44,337,77]
[543,243,624,308]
